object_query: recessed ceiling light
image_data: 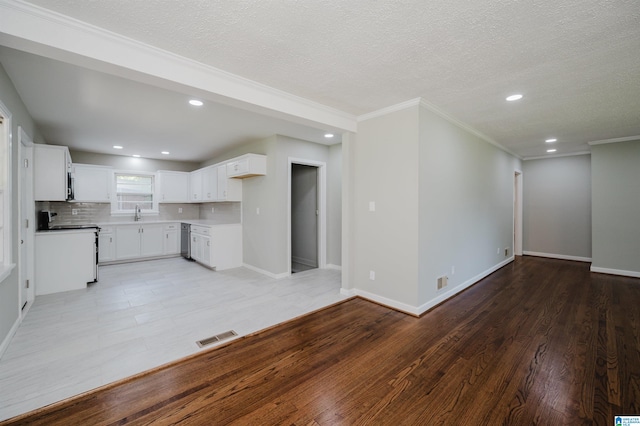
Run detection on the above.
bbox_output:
[132,154,141,158]
[189,99,203,106]
[324,133,334,138]
[506,94,523,101]
[113,145,123,149]
[161,151,170,155]
[545,138,557,143]
[546,149,557,153]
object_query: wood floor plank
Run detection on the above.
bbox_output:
[2,256,640,425]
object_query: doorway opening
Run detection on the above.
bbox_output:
[288,158,326,275]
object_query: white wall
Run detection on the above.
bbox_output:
[417,105,520,308]
[327,143,342,267]
[351,105,420,307]
[591,140,640,276]
[346,100,521,314]
[0,64,44,350]
[522,155,592,260]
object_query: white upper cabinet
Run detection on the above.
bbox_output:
[157,171,190,203]
[201,165,218,202]
[226,154,267,178]
[190,169,203,202]
[216,164,242,201]
[34,144,72,201]
[72,164,113,202]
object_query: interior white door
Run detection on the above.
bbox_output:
[19,129,34,310]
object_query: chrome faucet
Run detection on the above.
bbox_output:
[134,204,142,221]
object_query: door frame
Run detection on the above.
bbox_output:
[514,169,523,256]
[287,157,326,275]
[18,127,35,312]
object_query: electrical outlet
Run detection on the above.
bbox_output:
[178,207,183,213]
[497,247,500,254]
[211,207,215,213]
[256,207,260,215]
[451,266,455,275]
[369,201,375,212]
[505,248,509,256]
[72,209,78,215]
[369,270,375,280]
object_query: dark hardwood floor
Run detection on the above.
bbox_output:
[3,256,640,425]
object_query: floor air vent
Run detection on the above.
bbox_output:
[197,330,238,348]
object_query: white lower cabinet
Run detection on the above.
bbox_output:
[115,224,166,260]
[98,226,115,263]
[35,230,96,295]
[140,224,165,257]
[190,224,242,270]
[164,223,180,255]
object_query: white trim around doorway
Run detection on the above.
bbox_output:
[287,157,327,276]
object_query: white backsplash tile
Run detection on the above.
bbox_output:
[36,201,235,226]
[198,202,241,224]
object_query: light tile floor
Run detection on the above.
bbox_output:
[0,258,346,421]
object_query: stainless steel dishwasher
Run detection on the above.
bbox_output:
[181,223,192,259]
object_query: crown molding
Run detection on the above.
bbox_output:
[523,151,591,161]
[358,97,521,159]
[0,0,357,133]
[418,99,521,159]
[588,135,640,146]
[356,98,422,122]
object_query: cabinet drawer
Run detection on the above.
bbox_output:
[100,226,114,234]
[191,225,211,236]
[164,223,178,231]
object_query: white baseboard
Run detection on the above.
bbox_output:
[326,264,342,271]
[590,266,640,278]
[0,315,21,360]
[523,251,592,263]
[354,289,421,316]
[346,257,515,317]
[340,288,357,297]
[242,263,289,279]
[415,256,515,315]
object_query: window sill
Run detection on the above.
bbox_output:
[0,263,16,284]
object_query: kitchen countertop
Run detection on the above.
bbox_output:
[36,228,99,234]
[96,220,241,227]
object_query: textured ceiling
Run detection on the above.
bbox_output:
[3,0,640,158]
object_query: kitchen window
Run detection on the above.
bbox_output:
[112,172,158,215]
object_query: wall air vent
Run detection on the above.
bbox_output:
[437,275,448,290]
